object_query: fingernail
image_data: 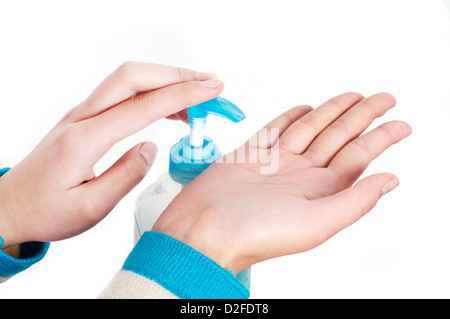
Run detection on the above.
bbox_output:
[198,71,217,81]
[201,78,223,88]
[382,178,399,196]
[139,142,155,167]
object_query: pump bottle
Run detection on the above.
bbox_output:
[134,97,250,289]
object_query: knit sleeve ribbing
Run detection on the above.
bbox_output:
[0,167,50,283]
[99,231,249,299]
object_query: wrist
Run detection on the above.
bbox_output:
[0,168,24,249]
[153,204,246,274]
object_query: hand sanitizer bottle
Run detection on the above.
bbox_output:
[134,97,251,289]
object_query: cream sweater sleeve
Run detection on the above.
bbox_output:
[99,231,249,299]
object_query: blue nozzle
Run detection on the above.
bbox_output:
[188,97,246,123]
[169,97,245,186]
[187,97,246,146]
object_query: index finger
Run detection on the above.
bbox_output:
[80,78,224,155]
[71,61,216,121]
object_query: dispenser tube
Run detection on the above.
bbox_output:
[189,117,206,147]
[190,127,204,146]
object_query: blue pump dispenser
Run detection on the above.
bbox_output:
[169,97,246,186]
[134,97,250,290]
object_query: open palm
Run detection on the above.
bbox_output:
[154,92,412,273]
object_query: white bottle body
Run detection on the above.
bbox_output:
[134,172,251,290]
[134,173,182,243]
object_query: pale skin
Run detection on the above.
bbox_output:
[0,62,411,278]
[154,92,412,273]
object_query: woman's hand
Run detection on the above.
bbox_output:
[0,62,223,248]
[153,92,412,274]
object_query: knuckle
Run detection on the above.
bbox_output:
[57,125,82,150]
[300,113,320,130]
[329,117,351,136]
[378,123,395,140]
[176,67,185,81]
[329,93,364,111]
[351,136,373,162]
[359,93,395,118]
[352,135,369,149]
[358,98,379,118]
[177,81,197,98]
[328,96,349,113]
[175,66,194,82]
[357,196,377,219]
[113,61,136,81]
[55,123,97,158]
[121,155,147,182]
[59,106,77,123]
[77,197,102,223]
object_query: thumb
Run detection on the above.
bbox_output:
[314,173,399,238]
[81,142,157,218]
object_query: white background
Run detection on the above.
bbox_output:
[0,0,449,298]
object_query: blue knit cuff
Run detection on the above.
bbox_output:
[0,242,50,277]
[0,167,50,278]
[123,231,249,299]
[0,168,11,176]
